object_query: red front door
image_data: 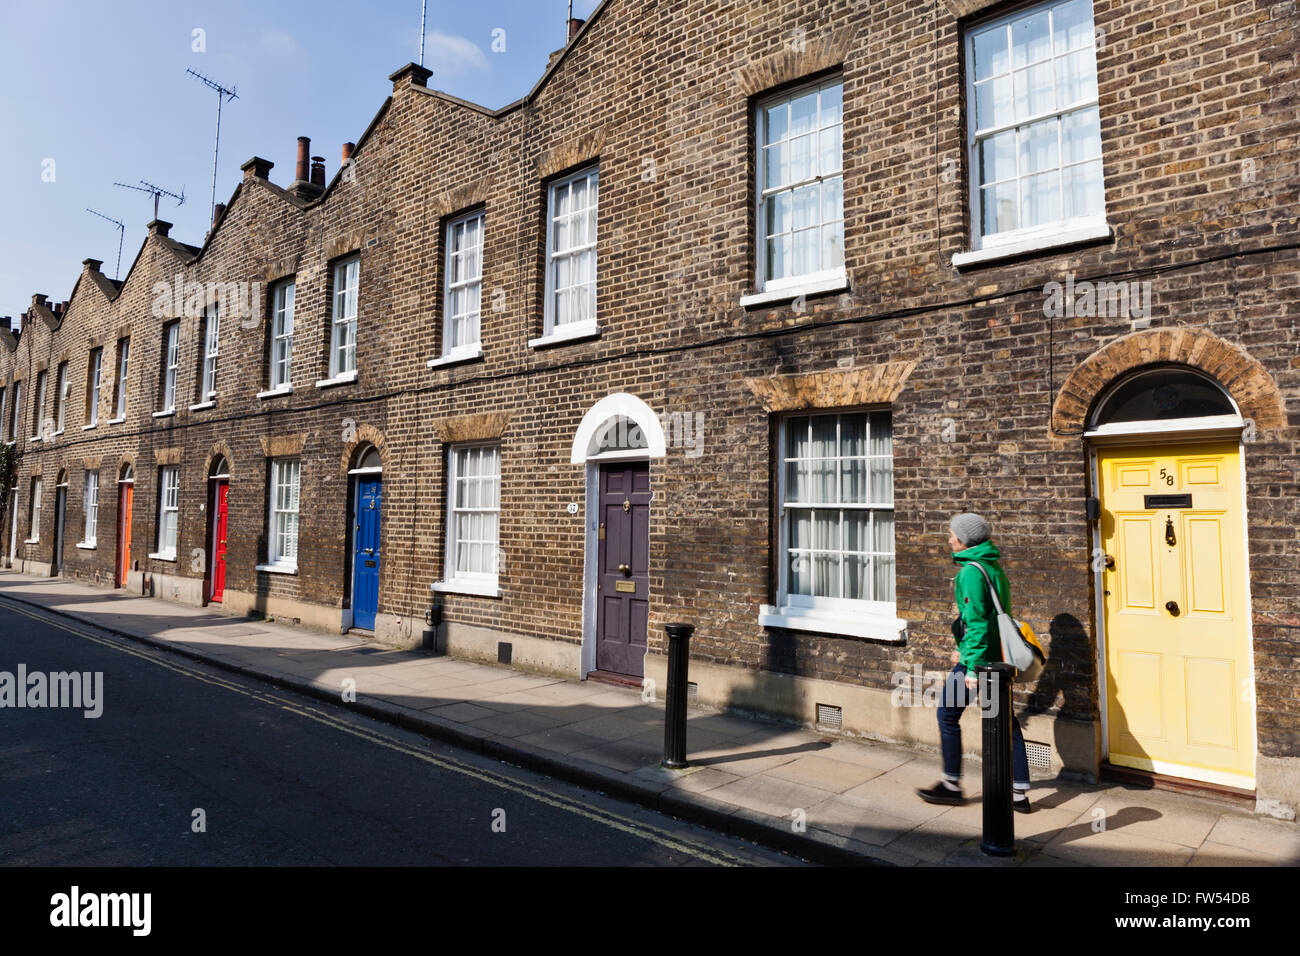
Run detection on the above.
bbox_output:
[210,481,228,602]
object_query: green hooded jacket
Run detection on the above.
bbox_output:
[952,540,1012,671]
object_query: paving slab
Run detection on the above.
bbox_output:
[1204,813,1300,862]
[468,708,568,738]
[709,774,841,818]
[424,701,499,723]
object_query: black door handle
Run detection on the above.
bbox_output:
[1165,600,1180,616]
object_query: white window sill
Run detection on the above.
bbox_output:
[83,423,99,430]
[152,409,175,419]
[315,371,358,389]
[76,541,96,551]
[528,321,600,350]
[431,579,502,598]
[28,436,41,443]
[740,271,849,308]
[427,346,483,369]
[257,386,294,400]
[149,552,177,563]
[108,416,126,425]
[952,221,1112,269]
[759,604,908,643]
[189,400,215,412]
[256,563,298,575]
[24,538,39,545]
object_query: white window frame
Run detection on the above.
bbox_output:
[539,166,599,344]
[263,457,301,572]
[442,210,484,361]
[31,369,47,440]
[437,443,501,594]
[112,339,129,421]
[0,388,7,443]
[86,348,102,427]
[961,0,1107,257]
[154,465,179,560]
[9,380,21,443]
[27,477,42,543]
[759,410,903,641]
[81,470,99,547]
[54,362,68,433]
[197,301,220,404]
[269,280,295,392]
[160,322,179,414]
[753,75,846,298]
[329,256,359,380]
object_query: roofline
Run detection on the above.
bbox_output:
[10,0,616,313]
[405,0,612,120]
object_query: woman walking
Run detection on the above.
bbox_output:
[917,513,1032,812]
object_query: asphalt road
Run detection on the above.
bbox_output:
[0,599,805,867]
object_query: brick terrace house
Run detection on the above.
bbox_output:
[1,0,1297,815]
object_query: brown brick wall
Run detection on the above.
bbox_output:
[1,0,1297,759]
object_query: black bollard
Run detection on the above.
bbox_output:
[977,662,1016,857]
[662,622,694,768]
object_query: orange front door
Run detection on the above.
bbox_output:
[116,483,133,587]
[210,481,228,602]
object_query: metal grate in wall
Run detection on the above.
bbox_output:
[686,682,698,701]
[816,703,843,729]
[1025,740,1052,770]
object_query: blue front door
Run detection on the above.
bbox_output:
[352,478,381,630]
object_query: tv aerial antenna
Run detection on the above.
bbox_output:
[113,179,185,220]
[186,68,238,226]
[419,0,427,66]
[85,208,126,280]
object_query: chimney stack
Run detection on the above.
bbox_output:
[310,156,326,187]
[568,17,585,41]
[295,136,311,183]
[212,202,225,229]
[341,142,355,165]
[241,156,274,182]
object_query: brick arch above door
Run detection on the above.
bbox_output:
[1050,328,1287,440]
[205,441,235,478]
[339,424,391,476]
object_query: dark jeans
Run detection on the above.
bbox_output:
[938,664,1030,788]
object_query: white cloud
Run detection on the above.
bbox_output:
[257,29,304,61]
[423,30,488,75]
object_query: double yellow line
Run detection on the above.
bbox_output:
[0,598,752,867]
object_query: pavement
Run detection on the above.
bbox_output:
[2,570,1297,867]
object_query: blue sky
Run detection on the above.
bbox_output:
[0,0,602,323]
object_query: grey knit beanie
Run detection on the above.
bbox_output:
[950,513,991,546]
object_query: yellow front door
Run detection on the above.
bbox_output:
[1098,440,1255,789]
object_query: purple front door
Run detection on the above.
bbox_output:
[596,461,650,677]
